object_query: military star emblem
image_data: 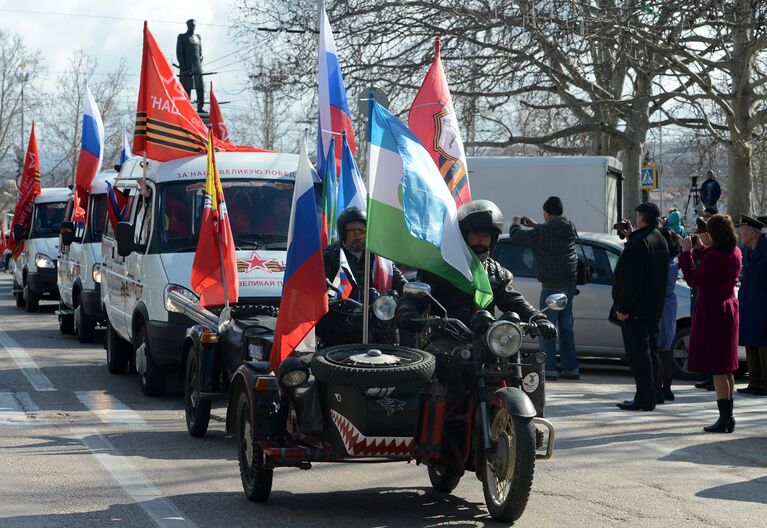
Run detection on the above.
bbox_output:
[242,252,274,273]
[159,71,190,114]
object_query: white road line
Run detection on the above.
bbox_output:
[0,326,56,391]
[75,390,147,429]
[75,429,198,528]
[0,392,29,425]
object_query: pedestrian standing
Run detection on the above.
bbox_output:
[611,202,670,411]
[678,214,742,433]
[666,209,686,237]
[654,227,681,403]
[700,170,721,210]
[509,196,579,380]
[735,215,767,397]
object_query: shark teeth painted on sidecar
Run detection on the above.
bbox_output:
[330,409,413,457]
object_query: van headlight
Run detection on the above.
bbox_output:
[35,254,55,269]
[486,320,523,358]
[92,264,102,284]
[372,294,397,321]
[164,284,199,313]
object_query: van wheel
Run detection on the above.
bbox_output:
[75,305,96,343]
[136,325,166,397]
[106,319,131,375]
[14,278,25,308]
[58,301,75,335]
[24,284,39,312]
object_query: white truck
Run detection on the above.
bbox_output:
[11,188,72,312]
[467,156,623,233]
[57,171,116,341]
[101,152,300,396]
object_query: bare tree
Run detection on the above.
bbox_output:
[40,50,127,186]
[0,30,43,178]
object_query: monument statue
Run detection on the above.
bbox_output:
[176,19,205,113]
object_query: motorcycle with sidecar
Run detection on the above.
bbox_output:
[227,282,564,523]
[176,286,398,437]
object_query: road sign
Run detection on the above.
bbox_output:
[641,164,658,190]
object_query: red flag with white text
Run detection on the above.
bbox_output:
[9,122,42,257]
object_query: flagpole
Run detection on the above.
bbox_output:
[217,225,229,308]
[361,90,375,345]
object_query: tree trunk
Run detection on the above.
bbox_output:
[727,140,752,216]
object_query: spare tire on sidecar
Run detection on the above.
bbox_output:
[310,344,435,388]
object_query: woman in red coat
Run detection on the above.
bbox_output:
[678,214,742,433]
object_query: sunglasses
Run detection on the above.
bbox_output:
[346,228,367,237]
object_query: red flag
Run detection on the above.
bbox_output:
[9,122,42,257]
[0,222,7,256]
[191,130,239,307]
[408,36,471,207]
[208,83,230,142]
[133,22,265,161]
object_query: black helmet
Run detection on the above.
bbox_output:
[457,200,504,247]
[337,206,367,240]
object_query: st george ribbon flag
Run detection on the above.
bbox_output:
[191,130,239,307]
[208,83,230,142]
[408,36,471,207]
[73,83,105,223]
[133,22,266,161]
[9,122,42,257]
[270,137,328,374]
[317,5,355,173]
[320,138,338,249]
[367,100,492,308]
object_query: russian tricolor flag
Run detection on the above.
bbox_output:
[318,6,355,173]
[74,84,104,222]
[270,138,329,373]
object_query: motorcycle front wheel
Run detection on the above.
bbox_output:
[480,409,536,523]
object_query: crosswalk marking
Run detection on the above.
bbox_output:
[0,392,31,425]
[0,326,56,391]
[75,390,147,429]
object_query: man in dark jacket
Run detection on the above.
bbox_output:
[612,202,670,411]
[403,200,557,338]
[735,215,767,396]
[700,170,721,210]
[509,196,579,380]
[322,207,407,301]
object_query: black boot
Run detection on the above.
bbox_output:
[703,399,735,433]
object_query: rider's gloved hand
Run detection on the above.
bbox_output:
[533,318,557,340]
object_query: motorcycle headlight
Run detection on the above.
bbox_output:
[35,253,55,269]
[372,294,397,321]
[92,263,102,284]
[164,284,199,313]
[486,320,523,358]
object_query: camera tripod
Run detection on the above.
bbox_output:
[684,179,701,220]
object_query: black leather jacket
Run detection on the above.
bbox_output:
[418,256,544,325]
[323,241,407,300]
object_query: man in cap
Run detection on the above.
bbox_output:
[611,202,670,411]
[735,215,767,396]
[509,195,579,380]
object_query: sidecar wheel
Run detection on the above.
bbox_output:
[480,410,536,523]
[185,348,211,437]
[428,463,461,493]
[237,393,273,502]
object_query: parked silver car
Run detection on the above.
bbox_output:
[492,232,745,379]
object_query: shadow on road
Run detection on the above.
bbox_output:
[1,487,496,528]
[696,475,767,505]
[661,437,767,468]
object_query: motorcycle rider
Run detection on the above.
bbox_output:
[399,200,558,340]
[323,207,407,300]
[318,207,407,345]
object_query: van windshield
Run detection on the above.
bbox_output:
[89,194,107,243]
[31,201,67,238]
[159,179,295,252]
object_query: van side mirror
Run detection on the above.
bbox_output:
[13,224,25,241]
[60,221,75,246]
[115,222,135,257]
